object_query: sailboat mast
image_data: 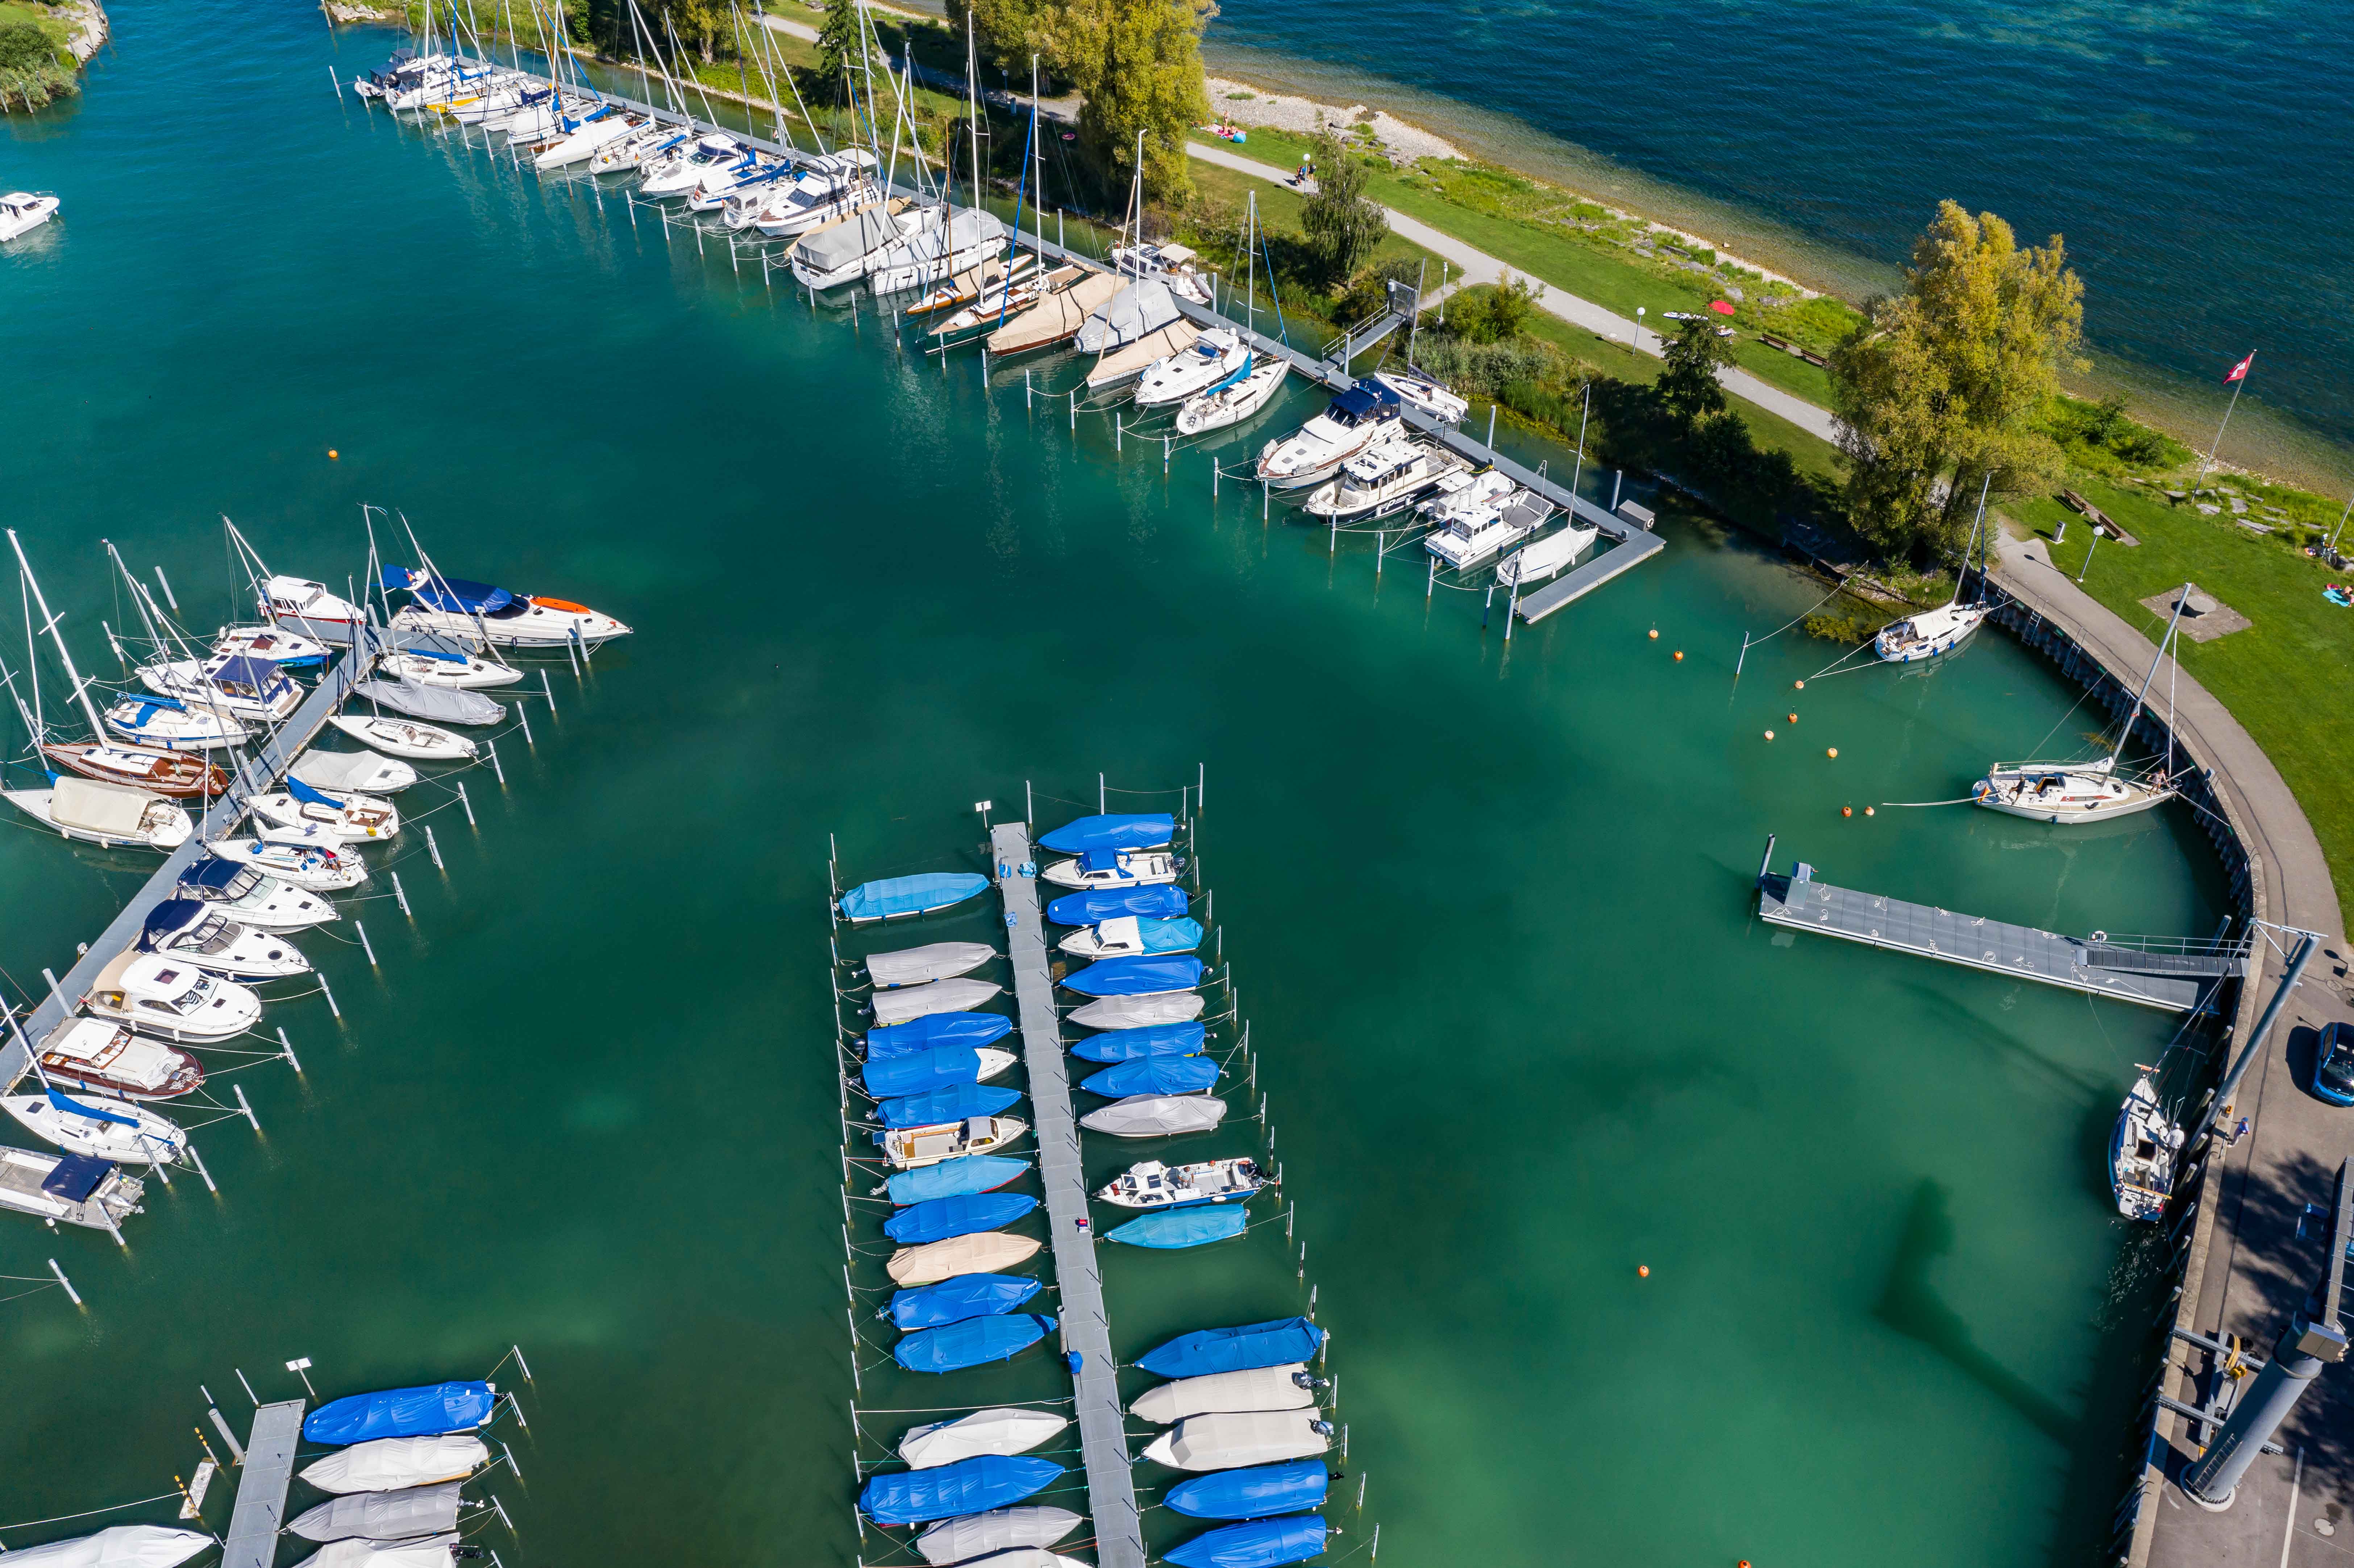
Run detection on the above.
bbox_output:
[1029,55,1042,262]
[1244,190,1256,338]
[2106,582,2194,772]
[965,20,980,219]
[8,531,109,743]
[1950,472,1991,609]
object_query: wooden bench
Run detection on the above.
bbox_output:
[2062,488,2139,546]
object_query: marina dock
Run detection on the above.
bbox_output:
[989,821,1145,1568]
[219,1398,305,1568]
[1756,837,2245,1011]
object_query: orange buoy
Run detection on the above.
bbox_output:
[1827,747,1839,758]
[1787,712,1797,723]
[1842,806,1852,818]
[1763,729,1775,741]
[1739,1561,1752,1568]
[1637,1264,1650,1278]
[1673,650,1684,662]
[1648,628,1659,640]
[1794,679,1805,690]
[328,449,339,459]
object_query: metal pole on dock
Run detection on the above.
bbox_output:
[47,1258,80,1307]
[2192,935,2315,1150]
[277,1027,301,1074]
[356,921,378,967]
[234,1085,261,1134]
[459,782,477,827]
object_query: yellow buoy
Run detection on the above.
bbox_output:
[1763,729,1775,741]
[1787,712,1797,723]
[1648,628,1659,640]
[1827,747,1839,758]
[1842,806,1853,817]
[328,449,339,460]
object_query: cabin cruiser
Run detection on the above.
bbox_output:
[879,1116,1030,1170]
[175,858,338,931]
[0,190,61,242]
[103,693,251,751]
[1096,1157,1268,1210]
[259,575,366,644]
[3,1085,187,1165]
[1111,240,1212,305]
[1041,849,1185,889]
[138,652,302,723]
[741,151,883,236]
[248,780,402,841]
[1133,329,1249,409]
[869,208,1012,296]
[3,776,191,850]
[1372,367,1469,425]
[1060,916,1203,959]
[326,713,477,761]
[2112,1074,2182,1222]
[1426,485,1553,569]
[37,1018,204,1101]
[213,624,329,667]
[380,565,630,648]
[375,646,523,689]
[140,899,312,980]
[205,836,370,891]
[640,134,747,197]
[1302,432,1464,521]
[40,737,228,798]
[1176,358,1286,436]
[1256,379,1403,490]
[83,951,262,1041]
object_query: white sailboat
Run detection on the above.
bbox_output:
[2111,1072,2183,1223]
[327,714,478,762]
[1134,329,1249,409]
[640,134,745,197]
[374,646,523,689]
[1875,476,1993,664]
[3,1083,188,1166]
[205,837,370,891]
[248,783,402,842]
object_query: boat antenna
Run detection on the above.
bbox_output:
[2105,582,2195,774]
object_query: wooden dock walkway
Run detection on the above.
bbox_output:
[219,1398,305,1568]
[990,822,1144,1568]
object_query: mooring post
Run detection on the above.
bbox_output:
[1483,584,1494,628]
[487,740,506,786]
[1163,434,1170,473]
[1213,460,1219,500]
[1070,387,1076,432]
[1611,470,1623,510]
[47,1258,80,1307]
[459,781,477,828]
[1116,414,1122,453]
[1330,513,1337,553]
[1098,773,1106,812]
[1504,578,1521,640]
[234,1085,261,1134]
[540,668,555,712]
[426,824,445,870]
[1376,531,1384,574]
[356,921,378,966]
[145,1136,172,1186]
[276,1027,301,1073]
[1026,369,1032,409]
[565,631,581,679]
[516,703,533,746]
[328,65,341,97]
[502,1442,522,1482]
[1486,403,1496,448]
[391,871,413,918]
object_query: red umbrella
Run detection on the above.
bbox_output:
[1709,299,1736,316]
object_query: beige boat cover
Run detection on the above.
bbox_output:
[1140,1409,1331,1471]
[1130,1364,1315,1424]
[987,272,1121,354]
[1085,323,1201,392]
[51,776,161,835]
[887,1229,1042,1285]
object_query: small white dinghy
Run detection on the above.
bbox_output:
[327,714,477,761]
[1069,993,1204,1030]
[293,749,420,796]
[140,901,311,979]
[0,1525,213,1568]
[1096,1156,1268,1210]
[83,952,262,1042]
[1141,1409,1334,1471]
[915,1509,1084,1568]
[1131,1363,1320,1424]
[887,1230,1043,1286]
[872,977,1003,1027]
[176,860,338,930]
[249,784,402,842]
[868,942,997,989]
[300,1436,489,1495]
[1040,850,1183,890]
[290,1537,458,1568]
[205,837,369,891]
[4,776,192,851]
[287,1481,463,1544]
[376,647,524,689]
[899,1407,1069,1469]
[2,1085,187,1165]
[1080,1094,1228,1138]
[1495,522,1598,588]
[879,1116,1028,1170]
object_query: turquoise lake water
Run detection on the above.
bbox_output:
[0,6,2239,1564]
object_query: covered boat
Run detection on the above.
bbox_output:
[1069,992,1204,1030]
[1070,1021,1205,1062]
[878,1083,1020,1130]
[888,1230,1043,1286]
[37,1018,203,1101]
[1106,1207,1249,1250]
[900,1407,1068,1469]
[1062,956,1203,998]
[347,678,505,726]
[299,1435,489,1494]
[1045,884,1188,925]
[1167,1461,1329,1521]
[1040,848,1183,890]
[1494,521,1598,588]
[841,872,991,923]
[1097,1156,1267,1210]
[1086,320,1201,394]
[287,1481,462,1543]
[869,941,996,989]
[1081,1093,1228,1138]
[1133,1365,1319,1424]
[1076,279,1180,354]
[290,1540,457,1568]
[885,1191,1037,1245]
[140,899,311,979]
[0,1527,215,1568]
[1038,813,1175,853]
[986,270,1123,354]
[868,1011,1015,1060]
[894,1312,1056,1373]
[1060,916,1204,960]
[859,1455,1064,1526]
[1138,1318,1326,1379]
[887,1272,1041,1330]
[914,1507,1084,1567]
[291,749,420,796]
[1141,1411,1333,1472]
[862,1045,1019,1098]
[1165,1515,1329,1568]
[4,776,191,851]
[1081,1056,1219,1098]
[304,1381,496,1445]
[873,977,1005,1028]
[883,1151,1029,1201]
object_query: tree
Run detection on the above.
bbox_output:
[0,20,56,74]
[1830,200,2082,561]
[1658,317,1733,422]
[815,0,858,88]
[1299,129,1387,283]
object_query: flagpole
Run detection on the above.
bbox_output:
[2199,352,2254,488]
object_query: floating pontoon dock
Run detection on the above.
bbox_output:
[990,821,1145,1568]
[1756,836,2245,1012]
[219,1398,305,1568]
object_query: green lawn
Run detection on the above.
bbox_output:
[2005,475,2354,913]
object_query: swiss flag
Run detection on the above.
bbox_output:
[2225,353,2254,383]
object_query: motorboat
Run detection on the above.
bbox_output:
[1039,814,1175,853]
[914,1508,1084,1568]
[0,1527,211,1568]
[1131,1364,1321,1424]
[869,208,1013,297]
[291,1539,461,1568]
[746,151,884,237]
[140,899,311,980]
[1301,433,1465,521]
[1096,1157,1268,1210]
[879,1116,1030,1170]
[867,1012,1012,1063]
[0,1145,149,1234]
[1040,849,1184,889]
[1060,950,1201,997]
[1425,486,1553,570]
[381,565,631,648]
[839,872,991,923]
[1420,466,1516,527]
[863,1044,1020,1099]
[883,1155,1029,1206]
[205,837,369,891]
[985,271,1122,355]
[1112,240,1212,305]
[535,109,641,170]
[886,1271,1040,1331]
[83,951,263,1042]
[1045,885,1187,924]
[213,624,330,667]
[259,576,366,644]
[870,978,1003,1028]
[138,652,302,722]
[885,1190,1038,1245]
[1175,358,1287,437]
[1141,1410,1334,1472]
[328,714,478,761]
[2112,1073,2182,1223]
[292,748,419,795]
[37,1017,205,1099]
[859,1455,1062,1527]
[175,858,339,930]
[103,693,252,752]
[1167,1518,1328,1568]
[1133,329,1249,409]
[4,777,191,850]
[375,646,523,689]
[248,781,402,841]
[300,1436,489,1495]
[1164,1461,1330,1523]
[886,1230,1043,1286]
[347,678,505,726]
[1106,1207,1249,1249]
[868,942,996,988]
[1069,1022,1205,1061]
[1068,992,1205,1030]
[0,191,61,242]
[899,1409,1068,1470]
[790,204,922,290]
[1255,379,1403,490]
[895,1312,1057,1373]
[1372,367,1469,424]
[1974,756,2175,824]
[302,1380,498,1443]
[1060,916,1203,959]
[2,1085,187,1165]
[1496,521,1598,587]
[38,739,228,798]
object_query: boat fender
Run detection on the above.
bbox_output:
[1310,1420,1335,1436]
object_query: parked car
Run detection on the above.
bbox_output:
[2313,1021,2354,1106]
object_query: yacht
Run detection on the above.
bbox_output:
[1372,368,1469,425]
[640,134,745,197]
[1425,486,1554,570]
[1041,850,1185,890]
[37,1018,205,1101]
[326,713,477,761]
[1175,359,1287,436]
[744,155,884,236]
[175,858,340,931]
[248,783,402,841]
[259,575,367,644]
[0,191,61,242]
[1877,477,1992,664]
[536,110,642,170]
[1096,1157,1268,1210]
[1255,379,1403,490]
[41,737,228,798]
[3,776,191,850]
[589,122,684,174]
[381,565,631,649]
[103,692,252,751]
[375,646,523,689]
[83,951,263,1042]
[140,900,313,980]
[204,836,370,891]
[3,1086,187,1165]
[138,652,302,723]
[1495,521,1598,587]
[213,624,329,668]
[2111,1074,2182,1222]
[1301,433,1465,521]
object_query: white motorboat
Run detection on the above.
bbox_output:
[141,900,312,980]
[1095,1156,1268,1210]
[249,785,402,842]
[914,1509,1084,1568]
[176,859,339,931]
[1111,241,1212,305]
[1256,378,1405,489]
[640,133,745,197]
[1131,1364,1319,1423]
[1373,367,1470,425]
[878,1116,1028,1171]
[1059,915,1201,959]
[869,208,1012,296]
[1068,992,1204,1030]
[260,575,367,644]
[1495,522,1599,588]
[4,776,191,851]
[535,110,640,169]
[1133,329,1249,409]
[1302,432,1465,521]
[868,942,996,989]
[375,646,523,689]
[103,692,252,752]
[0,191,61,242]
[381,565,631,649]
[1425,486,1553,570]
[138,652,303,722]
[213,624,329,667]
[2112,1073,2182,1223]
[83,951,262,1042]
[292,748,419,795]
[886,1230,1043,1286]
[206,837,370,891]
[300,1436,489,1496]
[1875,600,1988,663]
[1175,358,1287,436]
[1140,1410,1333,1471]
[791,204,922,290]
[38,1017,205,1099]
[1040,849,1184,889]
[899,1409,1068,1471]
[0,1145,149,1235]
[589,121,683,174]
[3,1085,187,1166]
[1078,1094,1227,1137]
[327,714,478,761]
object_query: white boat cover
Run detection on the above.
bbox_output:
[1069,993,1203,1030]
[0,1527,214,1568]
[1140,1409,1331,1472]
[930,1552,1089,1568]
[869,942,996,989]
[292,750,419,795]
[50,777,161,836]
[873,977,1005,1028]
[901,1407,1069,1469]
[300,1435,489,1494]
[1085,322,1199,392]
[1080,1094,1228,1138]
[887,1230,1043,1285]
[915,1508,1085,1567]
[350,678,503,725]
[1131,1365,1313,1424]
[1075,280,1179,354]
[798,205,904,274]
[1496,525,1596,587]
[887,207,1009,271]
[288,1481,463,1543]
[291,1535,459,1568]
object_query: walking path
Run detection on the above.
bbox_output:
[1182,141,1844,446]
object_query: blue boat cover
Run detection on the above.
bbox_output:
[885,1156,1029,1206]
[1075,848,1128,876]
[1166,1515,1329,1568]
[840,873,989,922]
[383,565,515,616]
[1061,956,1203,997]
[1081,1056,1220,1098]
[884,1191,1037,1245]
[1038,814,1175,853]
[211,655,288,691]
[858,1455,1062,1525]
[1167,1462,1329,1521]
[868,1012,1012,1061]
[47,1088,141,1128]
[1106,1207,1248,1250]
[877,1084,1018,1130]
[286,775,344,808]
[894,1312,1056,1373]
[1133,918,1206,954]
[887,1273,1041,1330]
[139,899,205,943]
[1071,1022,1205,1062]
[864,1046,999,1098]
[180,860,247,893]
[303,1381,495,1444]
[1137,1318,1327,1380]
[38,1153,112,1201]
[1046,885,1188,925]
[118,696,188,718]
[1331,378,1402,421]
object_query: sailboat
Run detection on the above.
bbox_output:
[1134,330,1250,409]
[1972,582,2193,826]
[2,1082,188,1166]
[1874,475,1993,663]
[1176,193,1287,435]
[2111,1072,2183,1222]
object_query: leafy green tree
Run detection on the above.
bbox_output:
[1299,129,1387,283]
[1658,317,1732,422]
[816,0,858,87]
[0,21,55,75]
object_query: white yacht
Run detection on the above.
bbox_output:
[878,1116,1029,1170]
[1175,359,1286,436]
[205,837,370,891]
[3,1086,187,1165]
[1301,433,1464,521]
[176,858,340,931]
[104,691,252,751]
[141,901,312,980]
[640,134,745,197]
[259,575,367,644]
[138,651,302,723]
[1133,329,1248,409]
[1255,379,1404,489]
[536,110,641,169]
[1095,1156,1268,1210]
[1426,486,1553,570]
[744,155,883,236]
[0,191,61,242]
[381,566,630,649]
[291,748,419,795]
[82,951,262,1043]
[248,785,402,842]
[213,624,329,667]
[375,646,523,689]
[36,1018,204,1101]
[1877,477,1992,663]
[505,93,601,147]
[3,776,192,850]
[589,121,683,174]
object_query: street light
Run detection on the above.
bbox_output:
[2076,521,2101,584]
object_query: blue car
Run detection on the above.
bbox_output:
[2315,1022,2354,1106]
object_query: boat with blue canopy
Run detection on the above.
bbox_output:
[895,1312,1057,1373]
[1138,1318,1326,1379]
[868,1012,1014,1061]
[1061,956,1203,998]
[1166,1514,1328,1568]
[885,1190,1038,1245]
[864,1045,1018,1098]
[1037,814,1175,853]
[379,565,631,649]
[303,1381,496,1445]
[1106,1207,1249,1250]
[1045,885,1188,925]
[886,1155,1029,1205]
[840,873,991,923]
[1167,1461,1329,1521]
[1082,1056,1220,1098]
[1070,1022,1205,1062]
[887,1272,1042,1330]
[1060,916,1205,959]
[858,1454,1063,1525]
[878,1084,1020,1130]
